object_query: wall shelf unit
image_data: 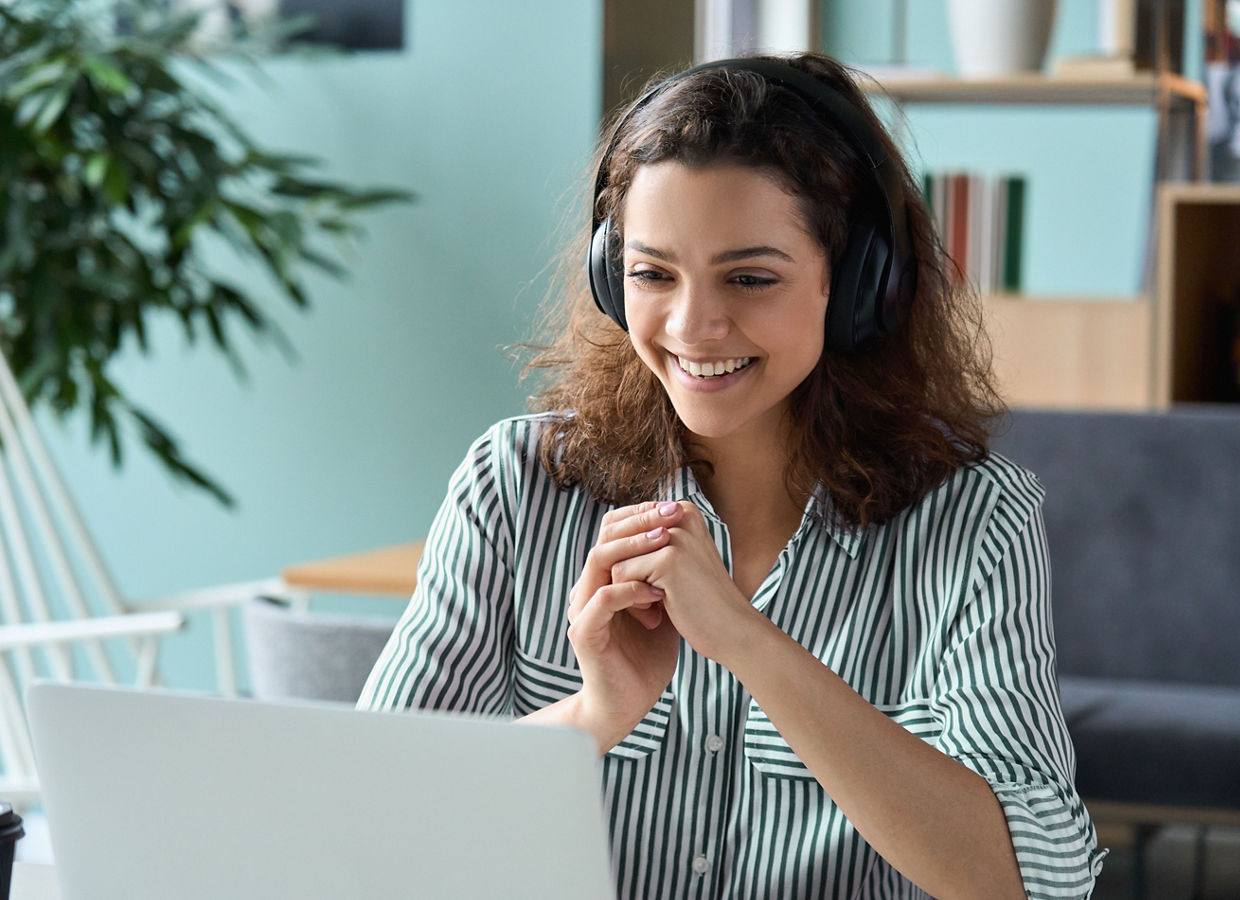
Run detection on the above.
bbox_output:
[862,72,1212,409]
[1155,183,1240,406]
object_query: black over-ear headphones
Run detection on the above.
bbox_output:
[588,57,916,354]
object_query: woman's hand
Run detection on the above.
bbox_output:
[562,501,687,753]
[610,502,759,664]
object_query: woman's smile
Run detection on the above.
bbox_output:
[670,353,758,393]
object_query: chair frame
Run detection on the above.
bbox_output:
[0,350,304,809]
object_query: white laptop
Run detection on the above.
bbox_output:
[27,682,616,900]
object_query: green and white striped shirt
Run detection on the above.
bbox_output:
[359,414,1105,899]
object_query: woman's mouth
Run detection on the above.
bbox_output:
[675,355,754,379]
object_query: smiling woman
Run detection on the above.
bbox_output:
[359,53,1106,900]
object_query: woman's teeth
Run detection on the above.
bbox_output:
[677,356,753,378]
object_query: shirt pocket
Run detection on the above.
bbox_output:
[511,649,675,759]
[744,698,944,780]
[606,689,676,761]
[511,647,583,716]
[744,699,816,781]
[876,700,942,745]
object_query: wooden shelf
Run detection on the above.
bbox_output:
[982,294,1153,410]
[862,71,1206,107]
[1155,184,1240,405]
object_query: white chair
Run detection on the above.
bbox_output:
[242,597,397,705]
[0,351,301,809]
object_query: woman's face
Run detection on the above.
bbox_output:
[622,161,830,446]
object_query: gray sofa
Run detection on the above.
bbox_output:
[991,407,1240,895]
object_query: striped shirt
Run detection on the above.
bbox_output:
[359,414,1105,899]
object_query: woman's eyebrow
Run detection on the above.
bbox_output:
[626,239,672,261]
[625,240,795,264]
[711,246,795,264]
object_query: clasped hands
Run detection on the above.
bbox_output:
[564,500,756,753]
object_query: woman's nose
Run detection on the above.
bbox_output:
[665,282,729,344]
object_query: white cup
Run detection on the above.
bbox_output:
[947,0,1059,78]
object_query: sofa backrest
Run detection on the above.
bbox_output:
[990,407,1240,688]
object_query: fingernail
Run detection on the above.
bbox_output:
[657,501,679,516]
[646,526,665,539]
[648,586,665,597]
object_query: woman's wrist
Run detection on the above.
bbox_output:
[520,691,628,756]
[714,609,788,689]
[699,597,777,672]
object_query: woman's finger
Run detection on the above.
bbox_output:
[568,502,688,625]
[567,581,665,650]
[626,598,665,630]
[571,513,679,611]
[597,500,685,545]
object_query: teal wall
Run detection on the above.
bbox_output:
[36,0,602,690]
[822,0,1202,298]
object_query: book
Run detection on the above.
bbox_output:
[920,170,1028,294]
[1002,175,1027,293]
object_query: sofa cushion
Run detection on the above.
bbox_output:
[1059,676,1240,811]
[991,407,1240,688]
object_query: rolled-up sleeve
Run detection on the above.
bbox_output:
[358,426,516,716]
[932,497,1106,898]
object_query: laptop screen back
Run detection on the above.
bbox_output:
[27,683,615,900]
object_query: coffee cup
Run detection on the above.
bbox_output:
[0,802,24,900]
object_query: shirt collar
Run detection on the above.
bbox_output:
[659,468,864,560]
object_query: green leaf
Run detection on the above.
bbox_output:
[335,188,416,210]
[31,85,71,133]
[83,57,134,96]
[297,247,347,279]
[103,160,131,205]
[13,90,48,128]
[84,152,110,189]
[313,217,357,235]
[268,179,332,199]
[127,405,235,508]
[247,151,321,174]
[3,58,69,100]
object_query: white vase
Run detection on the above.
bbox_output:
[947,0,1059,78]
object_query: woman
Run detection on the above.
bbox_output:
[360,53,1104,899]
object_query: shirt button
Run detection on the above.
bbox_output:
[705,735,724,753]
[692,856,710,875]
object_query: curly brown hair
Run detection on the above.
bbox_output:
[525,53,1005,530]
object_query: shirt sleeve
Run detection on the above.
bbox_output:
[357,425,516,716]
[931,492,1107,899]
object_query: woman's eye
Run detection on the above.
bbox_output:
[625,269,667,285]
[733,274,776,290]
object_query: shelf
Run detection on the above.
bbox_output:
[982,294,1153,410]
[862,71,1205,108]
[1155,185,1240,405]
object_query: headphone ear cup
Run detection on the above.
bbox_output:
[826,219,893,353]
[588,218,628,331]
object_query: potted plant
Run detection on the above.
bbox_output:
[0,0,409,505]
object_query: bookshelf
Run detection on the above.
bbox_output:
[863,71,1210,409]
[1155,183,1240,405]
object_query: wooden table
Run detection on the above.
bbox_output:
[280,541,424,596]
